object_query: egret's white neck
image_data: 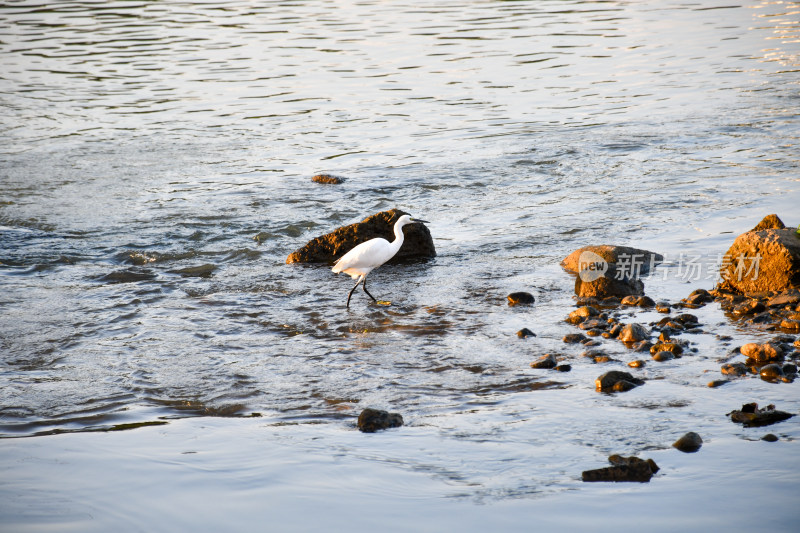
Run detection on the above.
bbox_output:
[391,219,408,252]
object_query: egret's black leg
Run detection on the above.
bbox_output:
[346,277,362,308]
[362,277,378,302]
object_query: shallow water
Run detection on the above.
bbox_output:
[1,0,800,530]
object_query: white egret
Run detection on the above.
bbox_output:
[332,214,429,307]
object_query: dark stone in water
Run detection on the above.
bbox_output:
[708,379,729,388]
[555,364,572,372]
[563,333,587,343]
[672,431,703,453]
[596,370,644,392]
[170,263,217,278]
[652,351,675,362]
[357,408,404,433]
[98,268,156,283]
[508,292,535,306]
[516,328,536,338]
[530,353,557,369]
[582,455,659,483]
[311,173,346,184]
[286,209,435,264]
[729,403,794,428]
[721,362,748,376]
[761,433,779,442]
[759,363,785,382]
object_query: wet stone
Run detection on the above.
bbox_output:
[628,360,646,368]
[759,363,785,382]
[740,342,784,363]
[585,328,604,337]
[555,364,572,372]
[672,431,703,453]
[633,341,654,353]
[650,342,684,356]
[582,455,658,483]
[721,362,748,376]
[508,292,535,306]
[563,333,587,344]
[596,370,644,392]
[531,354,558,369]
[618,323,649,343]
[780,319,800,332]
[357,408,404,433]
[656,302,671,314]
[729,403,794,428]
[653,351,675,362]
[579,318,607,331]
[566,305,600,324]
[708,379,729,388]
[311,173,346,184]
[761,434,779,442]
[516,328,536,338]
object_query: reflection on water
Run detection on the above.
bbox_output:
[1,0,799,519]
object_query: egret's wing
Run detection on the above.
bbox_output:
[332,238,389,273]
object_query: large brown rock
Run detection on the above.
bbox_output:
[286,209,436,264]
[562,245,663,276]
[574,263,645,299]
[717,215,800,295]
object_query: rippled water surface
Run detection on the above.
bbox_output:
[1,0,800,530]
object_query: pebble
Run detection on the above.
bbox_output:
[761,434,779,442]
[707,379,728,388]
[357,408,404,433]
[759,363,785,382]
[653,351,675,362]
[672,431,703,453]
[628,360,646,368]
[563,333,587,343]
[507,292,535,306]
[516,328,536,338]
[555,364,572,372]
[721,362,748,376]
[618,323,649,343]
[531,354,558,369]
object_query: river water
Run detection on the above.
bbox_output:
[1,0,799,530]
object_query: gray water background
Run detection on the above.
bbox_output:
[1,0,799,530]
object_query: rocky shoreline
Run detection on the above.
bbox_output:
[289,210,799,482]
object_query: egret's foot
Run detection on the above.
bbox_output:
[376,300,392,306]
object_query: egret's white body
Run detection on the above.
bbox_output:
[332,214,428,307]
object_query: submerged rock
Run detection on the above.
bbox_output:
[357,408,404,433]
[169,263,217,278]
[286,209,435,264]
[98,268,157,283]
[759,364,785,382]
[507,292,535,306]
[311,173,346,184]
[582,455,659,483]
[672,432,703,453]
[728,403,794,428]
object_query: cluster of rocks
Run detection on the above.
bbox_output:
[720,339,799,384]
